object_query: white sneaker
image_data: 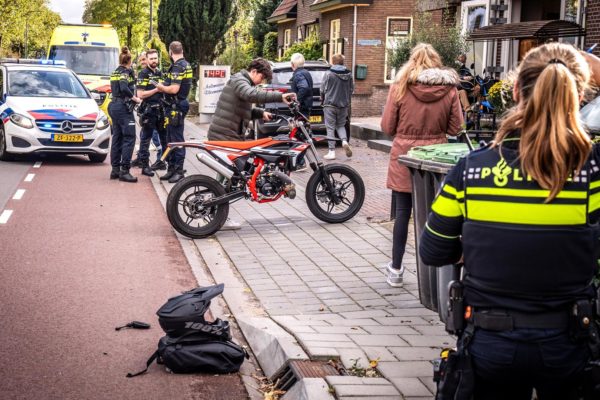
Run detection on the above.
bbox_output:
[221,218,242,231]
[385,261,404,287]
[323,150,336,160]
[342,140,353,157]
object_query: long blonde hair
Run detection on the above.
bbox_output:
[495,43,591,201]
[394,43,443,102]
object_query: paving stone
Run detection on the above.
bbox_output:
[411,325,451,336]
[350,334,409,347]
[361,346,398,362]
[322,298,357,307]
[328,304,364,313]
[400,335,453,347]
[361,325,419,335]
[325,376,391,385]
[334,384,401,397]
[313,325,368,335]
[340,310,391,319]
[388,347,441,361]
[335,318,382,326]
[390,378,433,397]
[357,298,392,308]
[296,333,353,343]
[377,361,433,378]
[419,376,437,395]
[317,291,349,300]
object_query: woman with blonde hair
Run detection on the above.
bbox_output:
[420,42,600,398]
[381,43,463,287]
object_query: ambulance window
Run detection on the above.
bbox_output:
[0,69,4,98]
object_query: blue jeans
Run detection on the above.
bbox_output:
[108,102,136,168]
[470,327,588,399]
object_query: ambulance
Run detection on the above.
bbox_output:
[47,24,120,116]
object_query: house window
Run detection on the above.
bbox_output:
[461,0,489,78]
[283,29,292,51]
[329,19,342,61]
[384,17,412,83]
[297,26,303,42]
[306,23,319,39]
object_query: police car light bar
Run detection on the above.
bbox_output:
[0,58,67,66]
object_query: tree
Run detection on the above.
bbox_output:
[158,0,234,65]
[0,0,60,57]
[388,7,468,73]
[83,0,149,51]
[250,0,278,57]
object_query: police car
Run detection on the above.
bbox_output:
[0,59,110,162]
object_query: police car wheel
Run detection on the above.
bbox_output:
[0,125,13,161]
[88,153,107,163]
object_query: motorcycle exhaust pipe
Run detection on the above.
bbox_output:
[196,152,234,180]
[270,171,296,199]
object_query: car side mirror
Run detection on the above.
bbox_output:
[91,92,101,100]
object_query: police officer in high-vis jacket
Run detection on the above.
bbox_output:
[136,49,167,177]
[108,46,141,182]
[420,43,600,399]
[155,41,193,183]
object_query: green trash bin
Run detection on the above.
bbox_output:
[399,143,471,320]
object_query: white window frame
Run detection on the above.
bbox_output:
[329,19,342,61]
[461,0,490,77]
[284,29,292,51]
[384,16,413,84]
[297,26,303,42]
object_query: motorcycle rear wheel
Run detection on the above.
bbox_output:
[166,175,229,239]
[305,163,365,223]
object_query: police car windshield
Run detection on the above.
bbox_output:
[8,70,89,98]
[48,46,118,76]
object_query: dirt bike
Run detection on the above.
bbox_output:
[160,102,366,239]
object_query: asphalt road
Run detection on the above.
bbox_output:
[0,156,249,400]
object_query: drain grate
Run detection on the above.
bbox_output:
[274,360,340,391]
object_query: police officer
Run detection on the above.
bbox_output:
[155,41,193,183]
[136,49,167,177]
[421,43,599,399]
[109,46,141,182]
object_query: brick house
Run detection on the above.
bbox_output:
[268,0,417,117]
[420,1,593,78]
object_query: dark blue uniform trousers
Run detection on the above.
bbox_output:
[166,100,189,171]
[108,101,136,169]
[470,327,588,399]
[138,111,166,163]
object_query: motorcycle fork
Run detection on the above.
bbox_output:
[304,134,341,205]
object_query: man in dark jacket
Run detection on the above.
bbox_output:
[321,53,353,160]
[290,53,313,117]
[208,58,295,141]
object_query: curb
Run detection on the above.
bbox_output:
[150,175,321,398]
[367,139,392,153]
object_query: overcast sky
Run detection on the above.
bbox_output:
[49,0,84,23]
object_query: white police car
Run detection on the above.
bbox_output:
[0,59,110,162]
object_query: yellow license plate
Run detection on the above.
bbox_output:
[309,116,322,123]
[52,134,84,142]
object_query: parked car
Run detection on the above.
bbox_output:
[581,95,600,136]
[0,59,111,162]
[255,60,350,139]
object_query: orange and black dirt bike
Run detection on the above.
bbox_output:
[161,102,365,239]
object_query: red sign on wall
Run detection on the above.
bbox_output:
[204,69,226,78]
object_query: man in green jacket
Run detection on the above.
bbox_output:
[208,58,295,141]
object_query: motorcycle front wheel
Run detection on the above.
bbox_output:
[166,175,229,239]
[305,164,365,223]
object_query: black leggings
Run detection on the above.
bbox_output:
[392,191,412,270]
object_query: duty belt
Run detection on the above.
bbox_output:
[112,97,131,103]
[470,308,569,331]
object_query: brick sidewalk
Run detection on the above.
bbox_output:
[160,120,453,399]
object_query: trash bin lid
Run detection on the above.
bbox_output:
[408,143,470,165]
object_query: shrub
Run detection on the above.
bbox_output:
[281,35,323,62]
[487,80,515,114]
[388,7,468,70]
[263,31,278,61]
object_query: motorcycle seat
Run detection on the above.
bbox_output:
[204,138,273,150]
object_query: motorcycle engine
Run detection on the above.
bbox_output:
[256,164,284,198]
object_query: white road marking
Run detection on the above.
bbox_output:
[12,189,25,200]
[0,210,13,224]
[33,162,42,168]
[24,174,35,182]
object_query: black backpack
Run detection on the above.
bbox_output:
[127,284,248,377]
[127,333,248,377]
